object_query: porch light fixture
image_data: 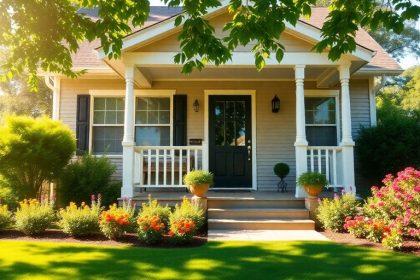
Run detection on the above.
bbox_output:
[272,95,280,113]
[193,99,200,112]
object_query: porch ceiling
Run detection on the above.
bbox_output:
[138,65,337,83]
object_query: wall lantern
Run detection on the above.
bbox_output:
[272,95,280,113]
[193,99,200,112]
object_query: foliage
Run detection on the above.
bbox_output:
[140,198,171,229]
[344,216,368,238]
[317,193,360,232]
[183,170,214,186]
[273,163,290,178]
[100,202,136,240]
[297,172,328,187]
[0,204,12,231]
[382,226,404,250]
[137,215,166,245]
[356,116,420,185]
[0,177,18,207]
[0,116,76,199]
[58,198,101,237]
[365,219,388,243]
[1,1,418,87]
[58,154,118,207]
[15,199,55,235]
[169,197,204,244]
[363,167,420,239]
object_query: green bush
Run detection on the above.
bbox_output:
[356,117,420,185]
[140,198,171,229]
[317,193,360,232]
[0,116,76,199]
[58,154,119,207]
[169,197,204,244]
[99,202,136,240]
[0,204,12,231]
[58,200,102,237]
[183,170,214,186]
[297,172,328,187]
[137,215,166,245]
[273,163,290,178]
[0,176,18,207]
[15,199,55,235]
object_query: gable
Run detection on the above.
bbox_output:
[133,12,314,53]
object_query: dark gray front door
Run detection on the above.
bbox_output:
[209,95,252,188]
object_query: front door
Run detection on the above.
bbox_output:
[209,95,252,188]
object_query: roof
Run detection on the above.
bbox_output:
[72,6,401,72]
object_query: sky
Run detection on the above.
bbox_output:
[148,0,419,69]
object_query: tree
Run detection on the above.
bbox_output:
[0,116,76,199]
[0,0,418,88]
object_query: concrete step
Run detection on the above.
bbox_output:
[208,218,315,230]
[207,198,305,209]
[208,208,310,219]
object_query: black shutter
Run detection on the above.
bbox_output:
[173,95,187,146]
[76,95,90,155]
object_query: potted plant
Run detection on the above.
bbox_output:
[273,162,289,192]
[297,171,328,197]
[183,170,214,197]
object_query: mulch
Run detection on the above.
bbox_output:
[320,230,420,256]
[0,229,207,248]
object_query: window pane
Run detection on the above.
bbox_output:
[116,98,124,110]
[159,98,170,110]
[136,111,147,124]
[305,97,336,125]
[105,111,117,124]
[93,111,105,124]
[136,97,170,125]
[148,111,159,124]
[94,98,124,125]
[106,98,116,110]
[147,98,159,110]
[117,111,124,124]
[137,98,147,110]
[306,126,337,146]
[159,111,170,124]
[93,127,123,154]
[135,127,170,146]
[94,98,105,110]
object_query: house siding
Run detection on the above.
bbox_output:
[59,78,371,191]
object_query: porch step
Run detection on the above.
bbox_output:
[207,198,305,209]
[208,218,315,230]
[208,208,309,219]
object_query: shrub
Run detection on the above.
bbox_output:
[365,219,388,243]
[0,204,12,231]
[15,199,55,235]
[140,198,171,229]
[297,172,328,187]
[344,216,368,238]
[273,163,290,178]
[58,197,101,237]
[169,197,204,244]
[100,201,136,240]
[317,193,360,232]
[183,170,214,186]
[137,215,165,244]
[382,226,404,250]
[363,167,420,238]
[58,154,119,207]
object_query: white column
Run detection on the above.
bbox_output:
[121,66,136,198]
[294,65,308,198]
[51,76,60,120]
[339,63,356,193]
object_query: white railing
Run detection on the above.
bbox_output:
[307,146,342,187]
[134,146,203,188]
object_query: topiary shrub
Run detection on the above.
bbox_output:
[0,116,75,199]
[273,163,290,179]
[317,193,360,232]
[15,199,55,235]
[58,154,119,207]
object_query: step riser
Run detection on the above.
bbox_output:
[208,211,309,220]
[208,222,314,230]
[207,200,305,209]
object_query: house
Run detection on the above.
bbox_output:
[43,5,402,199]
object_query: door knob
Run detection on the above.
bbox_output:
[247,145,251,161]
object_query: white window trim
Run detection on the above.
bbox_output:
[304,90,340,146]
[88,90,176,157]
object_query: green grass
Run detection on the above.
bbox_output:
[0,240,418,280]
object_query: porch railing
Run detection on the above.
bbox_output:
[134,146,203,188]
[307,146,343,187]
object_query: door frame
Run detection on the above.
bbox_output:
[204,90,257,190]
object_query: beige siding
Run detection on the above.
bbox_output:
[137,13,313,53]
[60,78,371,190]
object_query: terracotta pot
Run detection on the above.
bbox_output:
[303,185,324,197]
[188,184,209,197]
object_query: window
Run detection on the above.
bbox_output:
[92,97,124,154]
[135,97,171,146]
[305,97,338,146]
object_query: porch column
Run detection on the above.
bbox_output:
[52,77,61,120]
[294,65,308,198]
[339,63,356,193]
[121,66,136,198]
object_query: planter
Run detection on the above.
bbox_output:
[303,185,324,197]
[188,184,209,197]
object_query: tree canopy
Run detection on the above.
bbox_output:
[0,0,419,88]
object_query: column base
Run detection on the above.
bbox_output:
[192,196,208,218]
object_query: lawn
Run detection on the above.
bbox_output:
[0,240,418,280]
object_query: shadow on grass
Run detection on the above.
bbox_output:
[0,240,418,280]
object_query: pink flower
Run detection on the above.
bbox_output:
[414,185,420,193]
[377,201,384,207]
